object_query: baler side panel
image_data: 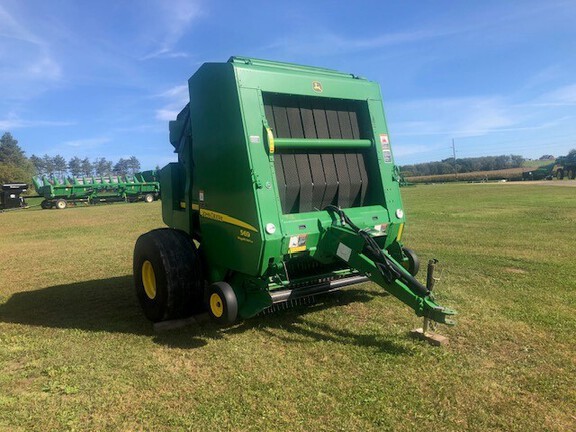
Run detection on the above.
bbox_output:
[188,63,263,278]
[366,98,405,246]
[235,86,284,273]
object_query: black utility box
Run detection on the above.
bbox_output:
[1,183,28,210]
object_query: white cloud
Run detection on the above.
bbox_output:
[0,4,41,45]
[156,109,180,121]
[0,4,62,101]
[539,83,576,105]
[27,55,62,80]
[390,97,518,138]
[140,0,204,60]
[154,84,189,121]
[0,115,72,130]
[265,27,456,56]
[155,85,189,101]
[63,137,111,148]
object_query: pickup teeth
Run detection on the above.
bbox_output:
[260,295,317,315]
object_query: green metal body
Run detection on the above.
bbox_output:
[522,163,555,181]
[161,57,455,323]
[33,172,160,203]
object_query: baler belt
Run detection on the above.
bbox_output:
[334,153,351,208]
[308,152,326,211]
[263,93,371,214]
[263,94,361,141]
[295,153,313,212]
[279,152,299,213]
[275,149,370,214]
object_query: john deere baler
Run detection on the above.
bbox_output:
[133,57,456,327]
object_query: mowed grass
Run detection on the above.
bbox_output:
[1,185,575,431]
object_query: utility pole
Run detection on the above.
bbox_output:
[452,139,458,180]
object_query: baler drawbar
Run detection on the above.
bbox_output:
[321,205,456,325]
[133,56,457,331]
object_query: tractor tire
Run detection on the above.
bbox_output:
[144,193,154,203]
[55,199,67,210]
[569,170,575,180]
[402,247,420,277]
[556,169,564,180]
[206,282,238,325]
[40,200,51,209]
[133,228,204,322]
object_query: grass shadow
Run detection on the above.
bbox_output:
[0,277,406,354]
[0,276,150,335]
[224,289,410,355]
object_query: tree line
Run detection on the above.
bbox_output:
[30,154,141,177]
[400,154,525,177]
[0,131,143,185]
[556,149,576,166]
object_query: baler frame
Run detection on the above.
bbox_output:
[133,56,457,331]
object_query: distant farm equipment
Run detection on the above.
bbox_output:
[523,150,576,181]
[32,170,160,209]
[522,163,555,181]
[544,149,576,180]
[0,183,28,211]
[552,161,576,180]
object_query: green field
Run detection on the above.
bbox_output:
[1,184,575,431]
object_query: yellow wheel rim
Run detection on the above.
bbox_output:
[210,293,224,318]
[142,260,157,300]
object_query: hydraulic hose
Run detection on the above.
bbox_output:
[324,205,430,298]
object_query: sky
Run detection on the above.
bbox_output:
[1,0,576,169]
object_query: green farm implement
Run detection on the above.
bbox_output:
[133,57,456,331]
[33,171,160,209]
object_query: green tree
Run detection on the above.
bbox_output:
[53,155,67,177]
[30,154,45,175]
[113,158,129,175]
[94,157,113,176]
[42,154,56,176]
[127,156,141,174]
[81,157,93,176]
[68,156,83,177]
[0,132,35,184]
[565,149,576,164]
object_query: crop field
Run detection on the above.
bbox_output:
[405,159,554,183]
[406,167,531,183]
[1,184,575,431]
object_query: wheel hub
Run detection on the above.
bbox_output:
[209,293,224,318]
[141,260,157,300]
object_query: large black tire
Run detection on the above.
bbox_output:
[556,169,564,180]
[133,228,204,322]
[206,282,238,325]
[40,200,51,209]
[568,170,575,180]
[402,247,420,277]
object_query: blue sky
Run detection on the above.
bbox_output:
[1,0,576,169]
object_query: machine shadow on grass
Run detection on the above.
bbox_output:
[230,289,411,355]
[0,276,407,354]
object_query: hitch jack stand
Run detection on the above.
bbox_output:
[411,259,450,346]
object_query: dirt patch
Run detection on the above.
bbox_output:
[504,267,527,274]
